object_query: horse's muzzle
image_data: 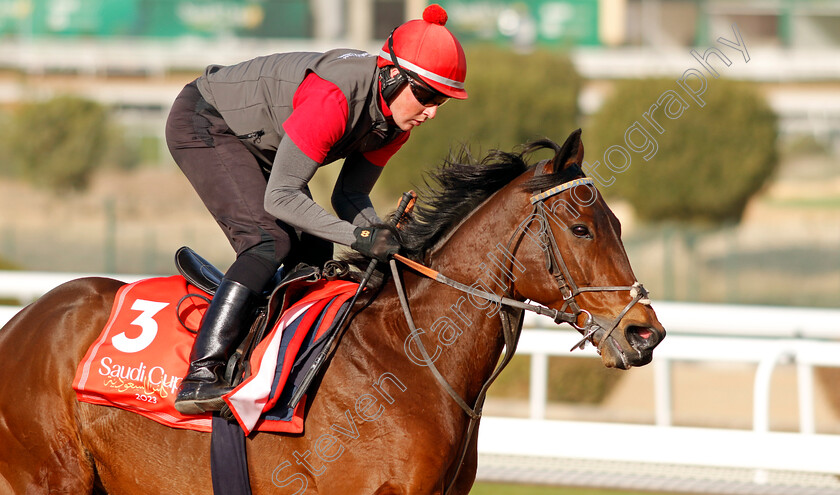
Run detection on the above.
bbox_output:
[590,316,665,370]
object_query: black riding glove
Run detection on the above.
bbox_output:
[351,227,401,262]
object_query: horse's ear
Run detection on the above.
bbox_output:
[553,128,584,173]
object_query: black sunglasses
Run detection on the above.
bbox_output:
[387,32,449,107]
[406,76,449,107]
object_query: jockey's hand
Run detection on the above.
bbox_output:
[351,227,401,262]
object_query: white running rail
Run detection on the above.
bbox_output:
[2,271,840,477]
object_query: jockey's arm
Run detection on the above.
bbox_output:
[263,136,357,247]
[331,152,383,227]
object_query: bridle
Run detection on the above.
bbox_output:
[387,164,652,493]
[528,172,651,353]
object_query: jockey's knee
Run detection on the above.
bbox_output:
[227,233,285,292]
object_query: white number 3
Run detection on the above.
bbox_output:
[111,299,169,354]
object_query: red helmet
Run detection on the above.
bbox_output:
[377,4,468,100]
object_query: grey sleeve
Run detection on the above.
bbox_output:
[264,137,357,246]
[331,153,383,227]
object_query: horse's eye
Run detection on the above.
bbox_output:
[571,225,591,238]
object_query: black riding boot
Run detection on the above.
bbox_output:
[175,278,256,415]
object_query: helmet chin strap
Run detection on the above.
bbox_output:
[379,65,406,105]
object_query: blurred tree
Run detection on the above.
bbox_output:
[379,45,582,195]
[102,125,143,172]
[4,96,112,192]
[588,78,778,224]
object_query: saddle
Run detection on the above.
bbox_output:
[174,246,357,401]
[172,247,364,493]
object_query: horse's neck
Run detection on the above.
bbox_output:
[412,197,522,398]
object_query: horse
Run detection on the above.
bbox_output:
[0,129,665,494]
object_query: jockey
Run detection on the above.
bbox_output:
[167,4,468,415]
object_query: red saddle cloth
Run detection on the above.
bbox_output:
[72,275,358,434]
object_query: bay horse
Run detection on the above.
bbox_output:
[0,129,664,494]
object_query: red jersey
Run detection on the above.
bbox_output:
[283,72,409,167]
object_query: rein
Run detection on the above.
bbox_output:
[387,170,652,493]
[389,257,522,495]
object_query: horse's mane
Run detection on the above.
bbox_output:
[399,137,584,258]
[396,147,526,258]
[341,136,585,282]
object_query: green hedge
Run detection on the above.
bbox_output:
[380,45,582,194]
[2,96,112,192]
[586,78,778,224]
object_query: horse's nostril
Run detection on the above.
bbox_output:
[627,325,657,350]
